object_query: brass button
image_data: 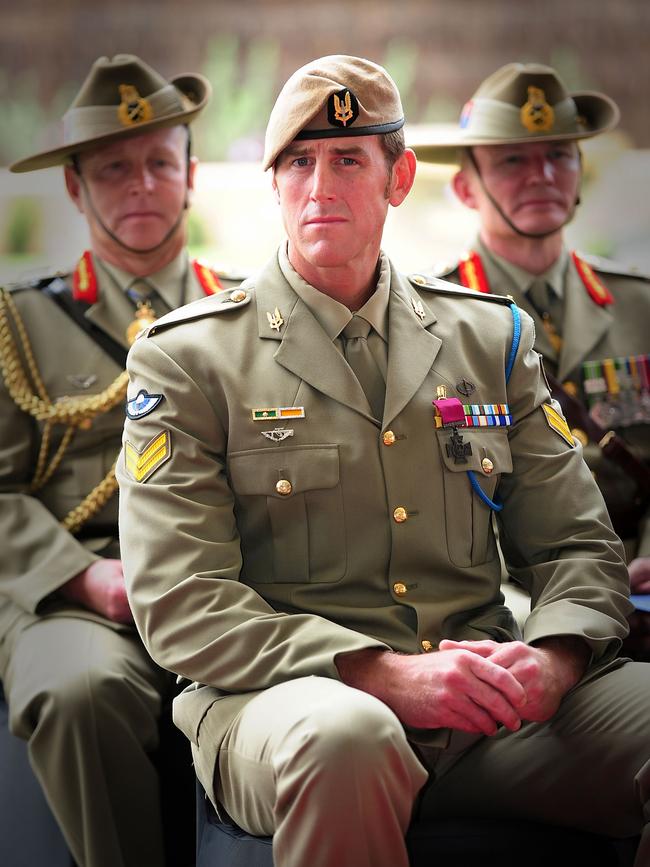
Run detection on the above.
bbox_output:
[393,507,408,523]
[383,430,396,446]
[411,274,426,286]
[230,289,247,303]
[421,640,433,653]
[393,582,407,596]
[275,479,292,496]
[563,380,578,397]
[481,457,494,474]
[571,427,588,447]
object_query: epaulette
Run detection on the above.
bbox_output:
[409,273,513,306]
[146,284,253,338]
[4,271,71,295]
[576,252,650,282]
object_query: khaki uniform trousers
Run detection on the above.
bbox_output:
[197,662,650,867]
[0,615,170,867]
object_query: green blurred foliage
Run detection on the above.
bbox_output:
[3,197,42,255]
[0,68,75,165]
[192,35,280,160]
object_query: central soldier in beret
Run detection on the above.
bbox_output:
[118,56,650,867]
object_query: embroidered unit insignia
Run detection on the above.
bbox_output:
[327,88,359,128]
[261,428,295,442]
[267,308,284,332]
[124,430,171,482]
[126,389,164,420]
[542,403,575,447]
[252,407,305,421]
[117,84,154,126]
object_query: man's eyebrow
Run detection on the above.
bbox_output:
[282,143,369,158]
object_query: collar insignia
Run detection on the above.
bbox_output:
[267,307,284,332]
[411,297,426,320]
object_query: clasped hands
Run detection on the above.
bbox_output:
[337,635,589,737]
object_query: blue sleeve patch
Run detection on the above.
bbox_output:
[126,389,164,420]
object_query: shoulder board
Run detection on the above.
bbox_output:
[4,271,71,295]
[575,251,650,282]
[145,285,253,338]
[409,273,513,305]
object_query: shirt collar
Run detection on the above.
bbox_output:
[475,237,569,299]
[96,250,189,310]
[278,242,390,341]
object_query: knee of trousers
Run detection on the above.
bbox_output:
[9,664,159,745]
[274,688,422,790]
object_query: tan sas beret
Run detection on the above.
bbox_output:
[263,54,405,171]
[11,54,211,173]
[411,62,620,165]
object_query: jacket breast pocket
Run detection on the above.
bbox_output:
[228,444,345,584]
[436,429,513,568]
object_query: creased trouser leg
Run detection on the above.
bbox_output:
[421,659,650,865]
[3,617,169,867]
[205,676,428,867]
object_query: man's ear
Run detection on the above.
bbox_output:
[187,155,198,193]
[451,169,478,209]
[388,148,417,207]
[271,170,280,203]
[64,164,85,215]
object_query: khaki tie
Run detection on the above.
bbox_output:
[342,316,385,419]
[527,279,563,353]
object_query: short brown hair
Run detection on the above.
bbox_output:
[380,129,405,170]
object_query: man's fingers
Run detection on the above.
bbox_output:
[468,653,527,708]
[439,639,498,657]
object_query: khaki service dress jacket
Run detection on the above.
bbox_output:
[431,239,650,558]
[0,251,242,651]
[117,249,630,767]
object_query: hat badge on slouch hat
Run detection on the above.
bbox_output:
[117,84,154,126]
[10,53,211,173]
[410,61,620,164]
[520,86,555,132]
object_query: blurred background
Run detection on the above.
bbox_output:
[2,0,649,284]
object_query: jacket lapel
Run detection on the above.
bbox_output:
[257,256,376,420]
[84,265,134,351]
[383,269,442,427]
[558,258,613,381]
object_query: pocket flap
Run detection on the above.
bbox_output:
[437,429,513,475]
[229,444,340,497]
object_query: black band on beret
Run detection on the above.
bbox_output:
[295,117,405,140]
